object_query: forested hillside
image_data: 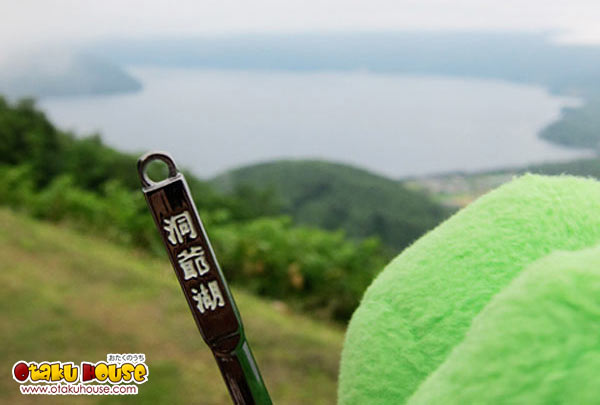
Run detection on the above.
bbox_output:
[213,160,452,251]
[540,98,600,150]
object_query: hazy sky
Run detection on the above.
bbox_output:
[3,0,600,58]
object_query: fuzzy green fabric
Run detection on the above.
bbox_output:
[408,246,600,404]
[338,174,600,404]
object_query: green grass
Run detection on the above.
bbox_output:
[0,208,344,404]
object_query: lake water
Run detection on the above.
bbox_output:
[40,67,590,179]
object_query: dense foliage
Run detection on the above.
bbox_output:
[213,217,384,320]
[0,96,392,321]
[213,161,452,252]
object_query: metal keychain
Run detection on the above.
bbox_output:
[137,151,272,405]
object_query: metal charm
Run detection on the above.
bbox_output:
[137,151,272,405]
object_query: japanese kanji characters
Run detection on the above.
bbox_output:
[163,211,197,245]
[177,246,210,280]
[191,281,226,314]
[163,210,225,316]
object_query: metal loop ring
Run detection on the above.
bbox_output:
[137,151,179,188]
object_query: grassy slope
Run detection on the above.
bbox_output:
[0,208,343,404]
[212,160,451,251]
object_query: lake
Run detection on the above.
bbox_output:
[40,67,590,179]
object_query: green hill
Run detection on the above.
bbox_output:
[212,160,452,251]
[539,100,600,150]
[0,208,343,404]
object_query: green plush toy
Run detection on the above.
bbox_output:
[338,174,600,404]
